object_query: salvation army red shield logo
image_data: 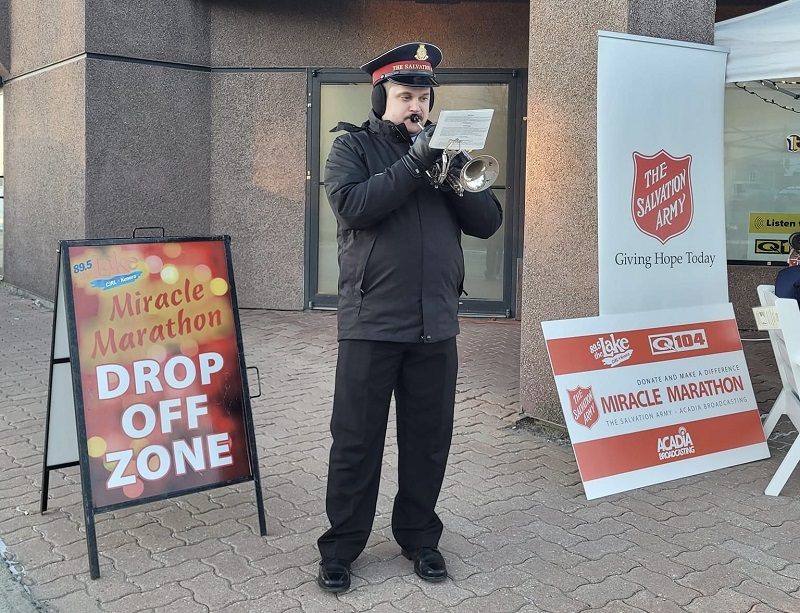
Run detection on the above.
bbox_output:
[631,150,693,244]
[568,386,599,429]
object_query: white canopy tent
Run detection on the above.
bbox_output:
[714,0,800,83]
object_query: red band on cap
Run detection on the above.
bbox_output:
[371,60,433,84]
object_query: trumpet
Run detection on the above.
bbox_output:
[411,114,499,196]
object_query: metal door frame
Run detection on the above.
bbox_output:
[305,68,526,318]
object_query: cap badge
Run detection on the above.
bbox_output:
[415,45,429,61]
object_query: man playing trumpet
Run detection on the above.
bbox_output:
[317,41,503,593]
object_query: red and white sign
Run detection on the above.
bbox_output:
[543,303,769,499]
[65,239,255,510]
[631,150,693,244]
[568,386,600,429]
[597,32,729,315]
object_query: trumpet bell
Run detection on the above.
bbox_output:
[460,155,499,193]
[428,147,501,196]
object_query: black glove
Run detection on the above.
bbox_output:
[435,152,468,193]
[445,153,467,183]
[401,126,443,179]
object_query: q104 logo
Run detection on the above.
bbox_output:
[648,329,708,356]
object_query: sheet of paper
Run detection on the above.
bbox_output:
[752,306,781,330]
[429,109,494,150]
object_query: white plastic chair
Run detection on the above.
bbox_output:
[756,284,800,495]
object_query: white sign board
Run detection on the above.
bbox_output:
[542,303,769,500]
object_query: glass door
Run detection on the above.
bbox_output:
[306,69,524,317]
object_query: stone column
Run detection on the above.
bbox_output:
[2,1,88,292]
[0,0,9,81]
[2,0,211,300]
[520,0,716,424]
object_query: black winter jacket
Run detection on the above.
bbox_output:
[324,111,503,343]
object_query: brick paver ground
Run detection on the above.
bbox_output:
[0,281,799,612]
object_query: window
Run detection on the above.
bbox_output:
[724,81,800,264]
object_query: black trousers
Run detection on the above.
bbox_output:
[317,337,458,563]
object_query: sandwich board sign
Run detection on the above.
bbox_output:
[41,235,266,578]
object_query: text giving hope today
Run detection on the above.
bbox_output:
[614,251,715,269]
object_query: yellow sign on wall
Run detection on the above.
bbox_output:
[748,212,800,234]
[754,238,791,255]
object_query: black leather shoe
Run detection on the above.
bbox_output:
[317,558,351,592]
[402,547,448,582]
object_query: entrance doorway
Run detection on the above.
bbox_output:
[306,69,525,317]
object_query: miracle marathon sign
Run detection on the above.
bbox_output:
[66,238,255,508]
[542,303,769,500]
[42,236,266,578]
[597,32,729,315]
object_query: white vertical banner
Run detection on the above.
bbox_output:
[597,32,729,315]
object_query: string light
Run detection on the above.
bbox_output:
[733,82,800,114]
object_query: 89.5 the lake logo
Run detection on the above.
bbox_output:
[589,333,633,367]
[632,150,693,244]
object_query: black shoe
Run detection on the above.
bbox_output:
[401,547,448,582]
[317,558,351,593]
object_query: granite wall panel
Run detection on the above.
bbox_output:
[84,58,211,240]
[0,0,9,80]
[210,0,529,69]
[85,0,210,66]
[6,0,84,78]
[3,60,86,299]
[210,71,307,310]
[629,0,716,42]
